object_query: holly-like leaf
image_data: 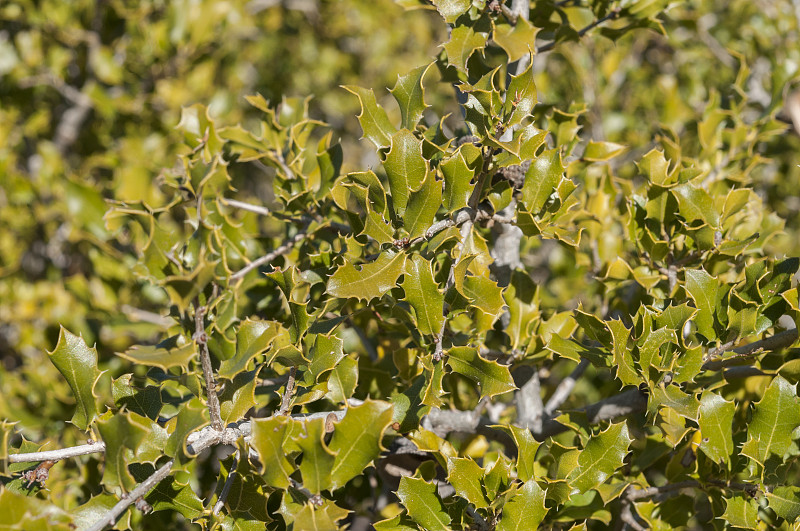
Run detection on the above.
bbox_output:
[496,479,547,531]
[148,476,205,519]
[741,376,800,466]
[495,424,540,482]
[447,457,489,508]
[47,327,102,431]
[328,400,393,489]
[447,346,516,398]
[493,17,538,62]
[251,416,295,489]
[673,183,720,226]
[343,86,396,148]
[97,411,150,491]
[219,371,258,424]
[327,251,406,302]
[521,149,564,213]
[294,418,336,494]
[505,59,536,127]
[767,486,800,523]
[218,320,281,379]
[390,63,432,129]
[583,141,627,162]
[309,333,345,381]
[117,341,196,372]
[404,171,442,239]
[431,0,471,23]
[607,319,638,386]
[684,269,721,341]
[383,129,428,217]
[397,476,451,531]
[325,356,359,404]
[441,143,481,213]
[698,392,735,465]
[722,495,759,529]
[402,254,445,336]
[504,269,539,350]
[567,422,632,494]
[443,25,488,73]
[165,398,208,459]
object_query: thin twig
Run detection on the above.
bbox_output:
[8,441,106,463]
[278,366,297,416]
[230,228,308,281]
[193,301,223,430]
[537,8,621,53]
[702,328,798,371]
[85,459,175,531]
[213,450,239,515]
[626,480,700,501]
[221,198,271,216]
[544,359,590,416]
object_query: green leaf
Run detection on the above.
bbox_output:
[567,422,632,493]
[741,375,800,466]
[431,0,471,23]
[446,457,489,508]
[148,476,204,519]
[404,171,442,239]
[521,149,563,213]
[493,17,538,62]
[583,141,627,162]
[443,25,488,73]
[47,327,102,431]
[325,356,359,404]
[722,495,759,529]
[441,143,481,213]
[363,200,396,244]
[390,63,431,129]
[402,254,445,336]
[673,183,720,226]
[327,251,406,302]
[495,424,540,482]
[397,476,451,531]
[165,398,208,460]
[97,411,150,491]
[504,271,539,350]
[446,346,516,398]
[496,480,547,531]
[219,371,258,424]
[607,319,638,386]
[637,149,670,186]
[117,341,196,372]
[309,333,345,381]
[374,513,422,530]
[383,129,428,217]
[251,416,295,489]
[505,59,536,127]
[767,486,800,523]
[218,320,280,379]
[329,400,394,489]
[295,418,335,494]
[684,269,721,340]
[343,85,396,148]
[698,392,735,464]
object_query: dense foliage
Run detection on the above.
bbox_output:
[2,0,800,529]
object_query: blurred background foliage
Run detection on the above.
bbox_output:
[1,0,799,523]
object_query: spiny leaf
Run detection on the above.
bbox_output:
[522,149,564,213]
[496,480,547,531]
[294,418,335,494]
[390,63,432,129]
[328,400,394,489]
[404,171,442,239]
[607,319,638,386]
[343,85,396,148]
[441,143,481,213]
[47,327,102,431]
[251,416,295,489]
[698,392,735,465]
[327,251,406,302]
[397,476,451,531]
[583,141,627,162]
[383,129,428,217]
[684,269,721,341]
[97,411,150,492]
[567,422,632,494]
[309,333,345,381]
[493,17,538,62]
[325,356,358,404]
[495,424,540,482]
[443,25,488,73]
[722,495,759,529]
[447,457,489,508]
[402,254,445,336]
[767,486,800,523]
[741,375,800,466]
[117,341,196,372]
[504,271,539,350]
[505,58,536,127]
[218,320,281,379]
[431,0,471,23]
[447,346,516,399]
